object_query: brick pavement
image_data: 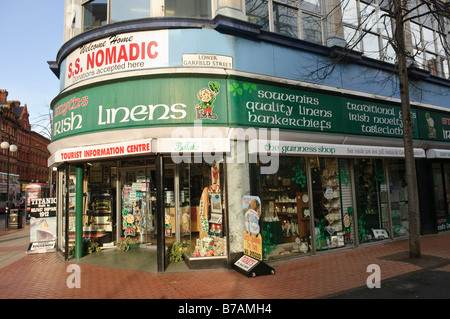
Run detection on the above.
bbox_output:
[0,225,449,299]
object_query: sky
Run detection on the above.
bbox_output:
[0,1,65,134]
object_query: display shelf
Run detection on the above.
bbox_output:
[262,190,311,243]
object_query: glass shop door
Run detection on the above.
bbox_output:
[163,162,190,251]
[120,168,157,246]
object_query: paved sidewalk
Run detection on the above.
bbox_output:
[0,223,449,300]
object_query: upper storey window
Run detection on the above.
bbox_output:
[246,0,324,45]
[64,0,212,42]
[165,0,211,18]
[110,0,151,24]
[83,0,107,31]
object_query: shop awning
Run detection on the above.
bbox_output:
[49,137,232,167]
[426,149,450,159]
[249,140,426,158]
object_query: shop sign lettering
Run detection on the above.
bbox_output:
[52,77,450,144]
[230,80,336,133]
[64,30,168,88]
[55,139,152,162]
[251,140,426,158]
[417,109,450,142]
[51,78,228,141]
[343,99,418,138]
[174,141,199,152]
[437,216,450,231]
[97,103,187,125]
[230,80,450,142]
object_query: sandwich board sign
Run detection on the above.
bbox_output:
[233,196,275,277]
[27,198,57,254]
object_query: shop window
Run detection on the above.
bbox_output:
[87,163,116,245]
[66,162,117,257]
[164,0,211,18]
[67,166,77,255]
[260,157,311,260]
[387,159,409,238]
[188,160,227,258]
[311,158,354,251]
[444,164,450,216]
[120,166,155,248]
[110,0,150,23]
[433,162,450,231]
[57,167,69,255]
[354,158,389,243]
[83,0,108,31]
[432,163,446,216]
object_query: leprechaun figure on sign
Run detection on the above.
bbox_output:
[195,81,220,120]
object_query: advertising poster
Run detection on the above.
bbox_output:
[242,195,262,260]
[28,198,57,254]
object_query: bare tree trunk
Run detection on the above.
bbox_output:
[393,0,421,259]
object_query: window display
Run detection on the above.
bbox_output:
[259,157,311,259]
[354,158,389,243]
[433,162,450,231]
[387,159,409,237]
[120,167,156,245]
[66,162,118,256]
[311,158,354,251]
[190,161,227,258]
[85,163,117,247]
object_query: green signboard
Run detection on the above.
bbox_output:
[52,76,450,144]
[227,80,342,134]
[341,97,419,139]
[52,77,228,140]
[416,109,450,142]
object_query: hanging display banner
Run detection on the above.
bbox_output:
[249,140,426,158]
[242,196,263,261]
[53,139,152,164]
[28,198,57,254]
[63,30,169,88]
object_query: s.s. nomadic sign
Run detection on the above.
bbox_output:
[64,30,168,87]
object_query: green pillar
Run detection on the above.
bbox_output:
[75,165,84,259]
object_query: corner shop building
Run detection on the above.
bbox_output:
[48,7,450,272]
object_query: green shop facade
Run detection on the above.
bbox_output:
[49,25,450,272]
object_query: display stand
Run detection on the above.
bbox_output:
[233,254,275,277]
